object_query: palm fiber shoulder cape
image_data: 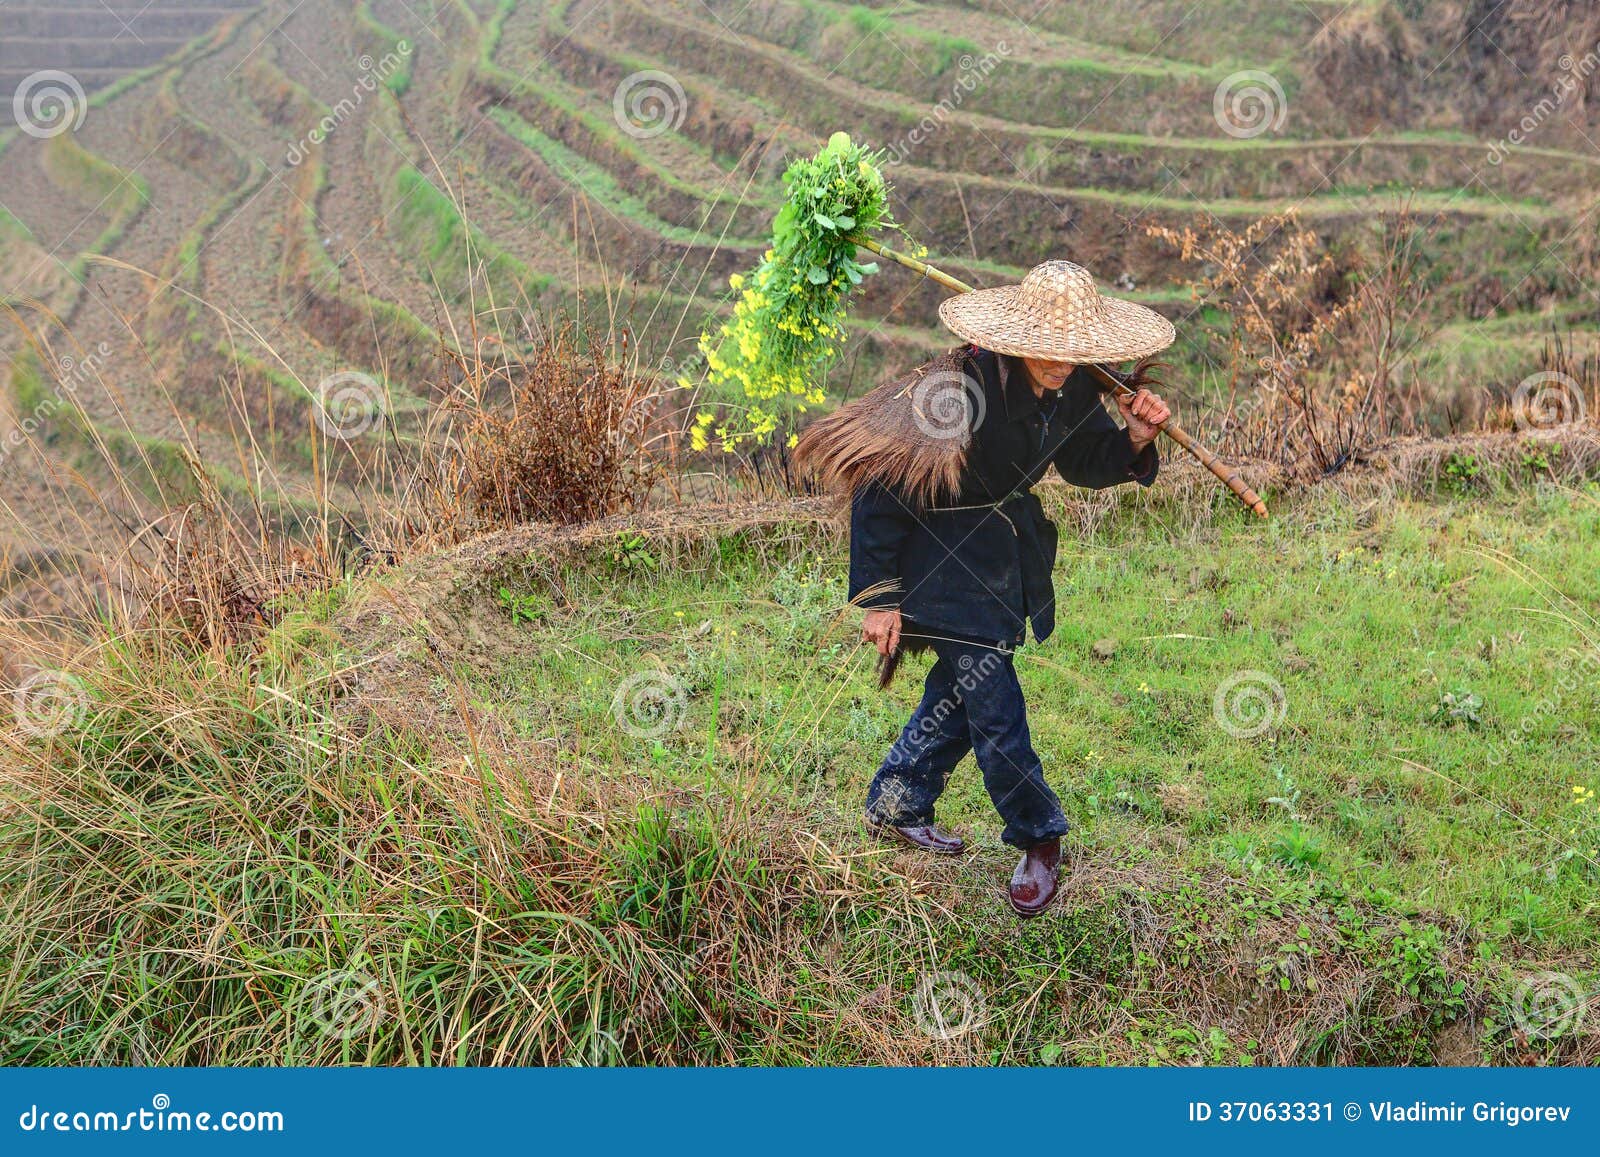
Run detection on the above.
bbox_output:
[794,346,978,688]
[792,346,974,508]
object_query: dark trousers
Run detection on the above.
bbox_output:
[865,633,1069,849]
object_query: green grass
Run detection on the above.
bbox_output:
[388,164,545,306]
[0,204,36,246]
[481,485,1600,956]
[4,483,1597,1065]
[355,0,415,95]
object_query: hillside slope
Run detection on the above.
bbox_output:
[3,0,1598,587]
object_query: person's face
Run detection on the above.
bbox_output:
[1022,356,1075,391]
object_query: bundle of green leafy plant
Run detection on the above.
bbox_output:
[695,132,905,449]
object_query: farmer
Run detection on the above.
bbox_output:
[796,260,1174,917]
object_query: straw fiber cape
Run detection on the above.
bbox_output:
[796,345,1160,686]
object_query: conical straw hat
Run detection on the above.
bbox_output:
[938,260,1175,362]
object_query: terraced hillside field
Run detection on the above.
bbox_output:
[1,0,1598,594]
[0,1,260,127]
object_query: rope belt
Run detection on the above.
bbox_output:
[925,490,1035,533]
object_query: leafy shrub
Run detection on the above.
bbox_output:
[696,132,895,445]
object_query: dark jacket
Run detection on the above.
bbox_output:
[848,346,1156,646]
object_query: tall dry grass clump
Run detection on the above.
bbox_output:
[1481,330,1600,433]
[119,451,336,652]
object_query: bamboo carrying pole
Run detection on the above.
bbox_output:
[852,235,1269,518]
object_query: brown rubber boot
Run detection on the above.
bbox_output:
[866,815,966,855]
[1009,837,1062,917]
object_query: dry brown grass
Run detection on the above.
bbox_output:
[0,614,934,1065]
[116,451,335,652]
[447,320,665,529]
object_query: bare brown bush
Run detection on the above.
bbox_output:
[1148,204,1435,476]
[442,321,664,530]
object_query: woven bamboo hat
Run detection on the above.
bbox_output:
[938,260,1175,362]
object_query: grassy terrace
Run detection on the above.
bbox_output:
[681,0,1231,135]
[478,482,1600,961]
[814,0,1221,78]
[547,0,1590,203]
[491,9,1560,233]
[476,0,1573,389]
[228,42,441,386]
[8,475,1594,1065]
[472,62,781,240]
[943,0,1373,67]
